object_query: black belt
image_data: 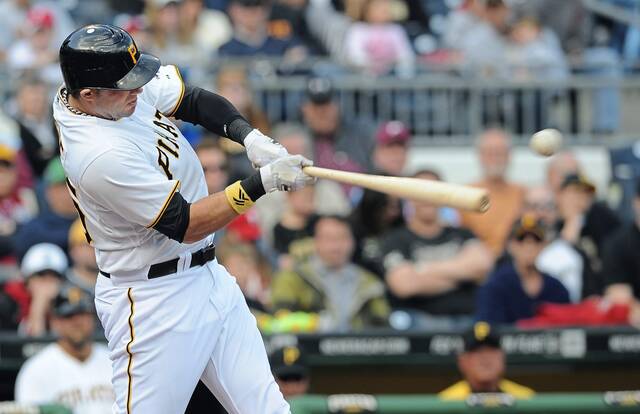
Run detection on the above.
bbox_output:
[99,245,216,279]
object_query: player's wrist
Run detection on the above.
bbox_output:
[224,172,265,214]
[227,118,253,145]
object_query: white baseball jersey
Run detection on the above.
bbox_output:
[53,65,211,276]
[15,343,114,413]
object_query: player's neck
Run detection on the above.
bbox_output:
[68,94,98,118]
[58,340,93,362]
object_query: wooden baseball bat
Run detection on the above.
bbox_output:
[302,166,490,213]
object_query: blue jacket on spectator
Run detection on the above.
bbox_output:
[476,261,570,325]
[12,209,75,261]
[219,36,297,57]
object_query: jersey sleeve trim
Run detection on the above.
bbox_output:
[165,65,185,117]
[146,180,181,228]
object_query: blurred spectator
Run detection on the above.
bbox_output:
[15,285,113,412]
[602,180,640,306]
[270,0,326,55]
[272,185,317,270]
[381,170,493,330]
[271,215,390,332]
[219,0,306,60]
[6,5,62,84]
[254,122,350,247]
[546,150,580,195]
[217,237,271,313]
[0,144,38,267]
[10,74,58,178]
[442,0,485,52]
[19,243,67,336]
[524,186,584,303]
[439,321,535,400]
[302,77,375,176]
[195,137,230,195]
[506,16,568,81]
[556,173,620,296]
[476,214,570,325]
[13,157,77,259]
[350,188,403,276]
[460,128,525,256]
[371,120,411,176]
[215,64,271,180]
[343,0,415,77]
[66,219,97,296]
[269,344,310,400]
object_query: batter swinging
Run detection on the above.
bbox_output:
[53,24,314,413]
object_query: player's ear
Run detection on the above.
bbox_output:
[79,88,96,102]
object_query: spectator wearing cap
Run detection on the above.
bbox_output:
[476,214,570,325]
[10,74,58,178]
[6,5,62,84]
[302,77,376,180]
[271,215,390,332]
[269,345,309,400]
[66,219,98,297]
[0,144,38,266]
[19,243,68,336]
[439,321,535,400]
[459,128,526,257]
[218,0,306,59]
[602,180,640,307]
[557,173,620,297]
[371,120,411,176]
[380,170,493,330]
[15,285,114,412]
[13,157,77,260]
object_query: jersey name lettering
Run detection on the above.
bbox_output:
[154,110,180,179]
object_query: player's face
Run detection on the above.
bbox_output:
[459,347,505,390]
[94,88,143,120]
[52,312,95,349]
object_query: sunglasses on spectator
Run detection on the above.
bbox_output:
[525,201,555,211]
[515,233,544,243]
[202,163,228,173]
[277,373,306,382]
[0,160,15,168]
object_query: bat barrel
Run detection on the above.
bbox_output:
[303,166,490,213]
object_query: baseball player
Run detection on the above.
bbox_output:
[53,24,314,413]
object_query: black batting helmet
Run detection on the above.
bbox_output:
[59,24,160,92]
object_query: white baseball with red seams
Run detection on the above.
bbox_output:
[53,65,289,414]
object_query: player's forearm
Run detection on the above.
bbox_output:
[172,86,251,144]
[183,173,265,243]
[183,192,238,243]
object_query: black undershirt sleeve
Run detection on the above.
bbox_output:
[153,191,191,242]
[172,86,252,144]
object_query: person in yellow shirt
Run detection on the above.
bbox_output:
[439,321,535,400]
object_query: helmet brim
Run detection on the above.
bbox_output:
[114,53,161,90]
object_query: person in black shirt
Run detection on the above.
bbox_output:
[380,169,493,330]
[602,180,640,305]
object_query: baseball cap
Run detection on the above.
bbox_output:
[230,0,269,7]
[269,345,308,380]
[27,6,55,30]
[43,157,66,185]
[560,173,595,193]
[68,219,88,247]
[376,121,411,146]
[52,284,94,317]
[20,243,69,278]
[0,144,16,163]
[462,321,501,352]
[306,77,334,104]
[510,213,546,241]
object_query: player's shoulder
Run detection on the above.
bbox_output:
[139,65,183,102]
[18,343,62,374]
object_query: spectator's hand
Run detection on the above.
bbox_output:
[260,155,316,192]
[244,129,288,168]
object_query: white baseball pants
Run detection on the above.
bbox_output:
[95,259,290,414]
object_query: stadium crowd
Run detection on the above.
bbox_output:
[0,0,639,411]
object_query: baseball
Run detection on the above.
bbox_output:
[530,128,563,157]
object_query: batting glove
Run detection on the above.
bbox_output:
[244,129,288,168]
[260,155,316,192]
